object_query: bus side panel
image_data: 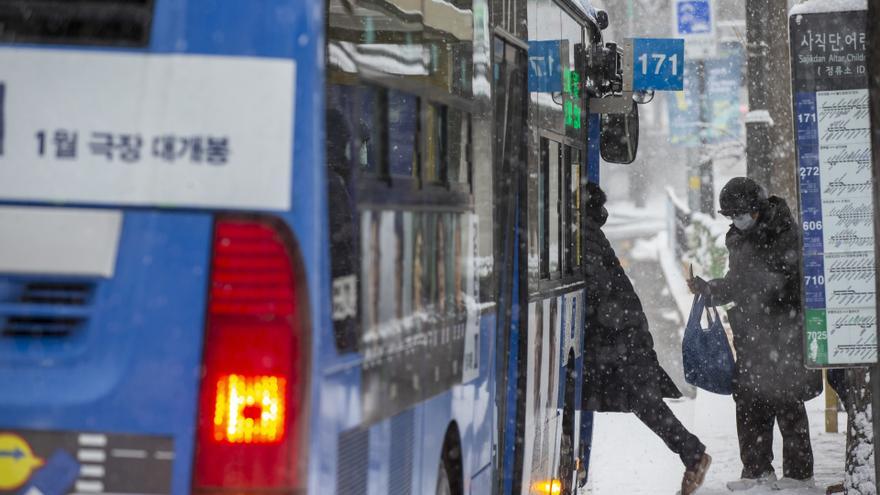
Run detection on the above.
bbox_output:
[468,312,497,485]
[152,1,330,491]
[0,211,213,495]
[518,289,584,494]
[411,311,496,495]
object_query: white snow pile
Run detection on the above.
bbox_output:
[630,234,662,262]
[790,0,866,15]
[744,110,775,126]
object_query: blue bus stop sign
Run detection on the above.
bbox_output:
[676,0,712,35]
[632,38,685,91]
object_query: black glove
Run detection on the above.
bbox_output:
[692,276,711,298]
[687,275,711,297]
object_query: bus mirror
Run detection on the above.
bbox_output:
[600,102,639,164]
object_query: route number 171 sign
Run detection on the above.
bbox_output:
[632,38,685,91]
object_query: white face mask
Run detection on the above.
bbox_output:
[732,213,756,231]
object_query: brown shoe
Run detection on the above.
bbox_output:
[826,482,845,494]
[681,453,712,495]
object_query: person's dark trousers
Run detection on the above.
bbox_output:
[632,395,705,469]
[735,395,813,479]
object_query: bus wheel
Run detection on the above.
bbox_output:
[559,354,577,495]
[438,423,463,495]
[436,459,452,495]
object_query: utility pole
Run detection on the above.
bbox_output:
[696,59,713,215]
[744,0,797,211]
[626,0,648,207]
[866,1,880,492]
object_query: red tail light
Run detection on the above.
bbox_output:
[193,217,307,492]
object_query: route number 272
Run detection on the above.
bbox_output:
[638,53,678,75]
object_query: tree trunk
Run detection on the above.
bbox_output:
[844,368,876,495]
[744,0,797,212]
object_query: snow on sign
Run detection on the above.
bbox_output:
[0,49,295,211]
[790,7,876,366]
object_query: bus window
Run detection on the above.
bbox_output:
[560,8,585,139]
[574,148,583,267]
[534,1,564,133]
[377,210,398,324]
[401,212,414,318]
[454,215,465,311]
[388,90,418,178]
[444,214,457,313]
[423,0,473,98]
[357,86,385,175]
[565,146,582,273]
[447,107,471,185]
[327,88,360,352]
[423,103,447,184]
[539,137,562,278]
[539,138,548,277]
[425,213,438,310]
[548,140,561,275]
[413,213,427,312]
[436,213,448,313]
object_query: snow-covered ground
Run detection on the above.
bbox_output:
[586,391,846,494]
[604,200,667,241]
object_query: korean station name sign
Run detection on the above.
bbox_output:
[790,8,876,367]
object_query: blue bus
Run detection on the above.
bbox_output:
[0,0,636,494]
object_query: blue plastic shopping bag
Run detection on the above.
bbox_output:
[682,294,735,395]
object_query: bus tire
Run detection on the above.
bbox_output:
[559,353,577,495]
[438,423,463,495]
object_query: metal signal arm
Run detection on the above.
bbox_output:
[585,39,634,114]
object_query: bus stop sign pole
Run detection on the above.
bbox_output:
[868,1,880,491]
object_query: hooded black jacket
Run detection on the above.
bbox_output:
[708,196,822,402]
[582,185,681,412]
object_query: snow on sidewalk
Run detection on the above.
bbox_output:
[585,390,846,495]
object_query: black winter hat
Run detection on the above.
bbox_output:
[718,177,768,216]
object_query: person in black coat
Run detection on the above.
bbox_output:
[689,177,822,491]
[581,182,710,495]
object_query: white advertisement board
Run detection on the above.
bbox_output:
[0,49,295,211]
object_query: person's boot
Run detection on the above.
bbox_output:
[771,477,815,490]
[725,472,776,491]
[681,453,712,495]
[826,482,845,494]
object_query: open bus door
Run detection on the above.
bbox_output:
[492,31,529,495]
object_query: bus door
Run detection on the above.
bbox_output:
[491,33,528,495]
